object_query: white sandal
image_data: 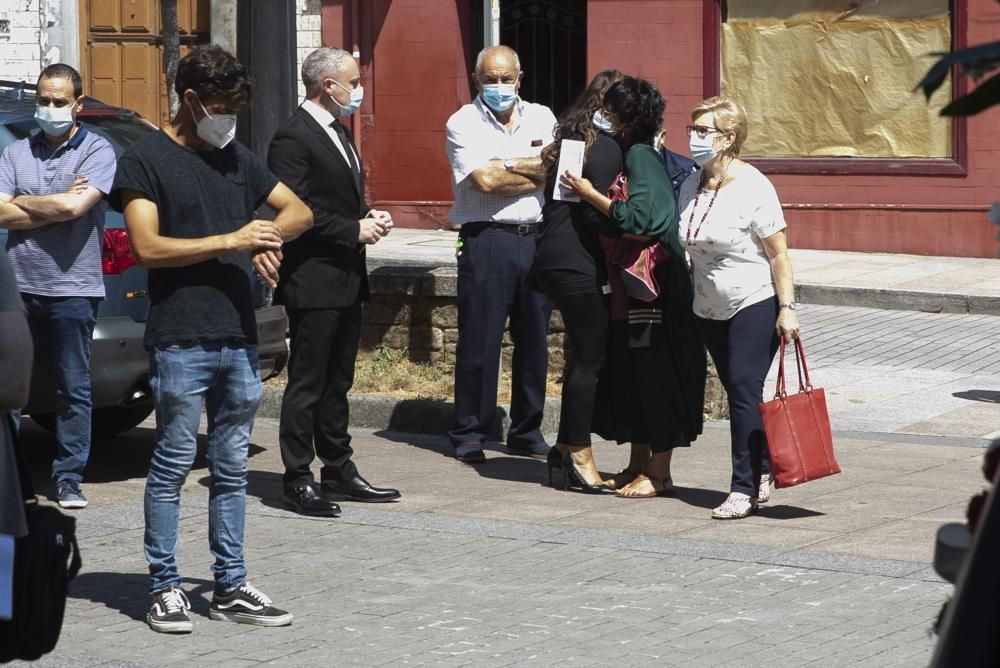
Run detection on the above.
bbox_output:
[712,492,758,520]
[758,473,773,504]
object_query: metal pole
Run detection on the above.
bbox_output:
[236,0,296,161]
[484,0,500,47]
[491,0,500,46]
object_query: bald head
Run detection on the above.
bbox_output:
[475,46,521,78]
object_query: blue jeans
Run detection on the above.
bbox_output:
[20,294,99,485]
[144,342,261,595]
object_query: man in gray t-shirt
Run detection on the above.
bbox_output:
[0,64,117,510]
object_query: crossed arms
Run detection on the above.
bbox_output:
[445,120,548,197]
[0,175,104,230]
[468,157,546,196]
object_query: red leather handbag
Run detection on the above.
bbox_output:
[758,337,841,489]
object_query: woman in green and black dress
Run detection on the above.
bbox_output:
[561,76,706,498]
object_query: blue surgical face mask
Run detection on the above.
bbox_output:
[35,102,76,137]
[688,133,719,166]
[592,110,614,133]
[331,79,364,117]
[480,83,517,113]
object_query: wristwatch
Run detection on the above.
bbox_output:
[779,301,797,311]
[503,158,516,172]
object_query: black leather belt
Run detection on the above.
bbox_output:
[464,221,537,235]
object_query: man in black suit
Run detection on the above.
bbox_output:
[268,47,401,517]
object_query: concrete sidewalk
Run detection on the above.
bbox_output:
[367,228,1000,314]
[18,416,985,667]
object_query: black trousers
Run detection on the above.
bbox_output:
[449,224,552,449]
[536,283,608,445]
[279,304,362,489]
[696,296,779,496]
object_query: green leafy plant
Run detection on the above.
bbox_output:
[916,2,1000,116]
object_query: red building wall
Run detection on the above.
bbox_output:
[322,0,470,230]
[326,0,1000,257]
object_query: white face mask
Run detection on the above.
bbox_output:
[35,102,76,137]
[192,97,237,149]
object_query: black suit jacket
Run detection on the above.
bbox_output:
[268,106,370,309]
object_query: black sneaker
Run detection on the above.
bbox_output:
[209,581,293,627]
[147,585,193,633]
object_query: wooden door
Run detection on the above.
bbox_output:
[80,0,210,125]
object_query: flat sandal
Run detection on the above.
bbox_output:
[615,475,673,499]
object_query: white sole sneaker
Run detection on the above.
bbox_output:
[208,608,294,626]
[146,613,193,634]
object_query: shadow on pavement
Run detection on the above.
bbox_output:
[227,469,286,510]
[759,504,825,519]
[375,429,554,486]
[952,389,1000,403]
[69,572,215,621]
[19,418,265,500]
[671,485,729,510]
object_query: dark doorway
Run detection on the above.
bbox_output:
[470,1,587,116]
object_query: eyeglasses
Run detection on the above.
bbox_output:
[686,125,724,139]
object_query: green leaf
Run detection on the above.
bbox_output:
[916,40,1000,99]
[940,71,1000,116]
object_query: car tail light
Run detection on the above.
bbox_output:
[102,228,136,275]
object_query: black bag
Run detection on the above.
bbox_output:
[0,416,81,662]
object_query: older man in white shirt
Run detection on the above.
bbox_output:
[444,45,556,464]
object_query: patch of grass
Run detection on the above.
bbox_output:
[267,346,563,402]
[353,347,453,400]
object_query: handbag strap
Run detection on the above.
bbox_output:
[774,338,787,398]
[792,337,813,390]
[8,412,37,503]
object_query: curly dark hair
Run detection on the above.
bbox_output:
[37,64,83,98]
[603,77,665,148]
[175,45,254,108]
[542,69,624,173]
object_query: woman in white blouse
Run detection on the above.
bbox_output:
[677,96,800,520]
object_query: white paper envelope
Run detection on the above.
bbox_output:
[553,139,585,203]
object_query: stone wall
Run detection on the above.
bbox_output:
[360,262,729,419]
[295,0,322,100]
[0,0,48,83]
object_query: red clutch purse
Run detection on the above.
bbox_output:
[758,336,841,489]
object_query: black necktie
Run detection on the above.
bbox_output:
[331,121,361,188]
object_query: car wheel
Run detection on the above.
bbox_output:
[29,404,154,439]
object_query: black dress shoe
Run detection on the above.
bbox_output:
[283,484,342,517]
[455,444,487,464]
[321,475,401,503]
[504,440,550,459]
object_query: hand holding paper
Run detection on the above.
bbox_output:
[553,139,585,202]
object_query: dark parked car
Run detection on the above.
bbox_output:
[0,80,288,437]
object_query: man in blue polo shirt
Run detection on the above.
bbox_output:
[0,63,117,510]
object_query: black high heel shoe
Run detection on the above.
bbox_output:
[553,449,615,495]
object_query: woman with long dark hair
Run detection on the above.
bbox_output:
[532,69,624,494]
[561,76,706,499]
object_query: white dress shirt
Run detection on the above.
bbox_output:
[445,96,556,226]
[300,99,360,168]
